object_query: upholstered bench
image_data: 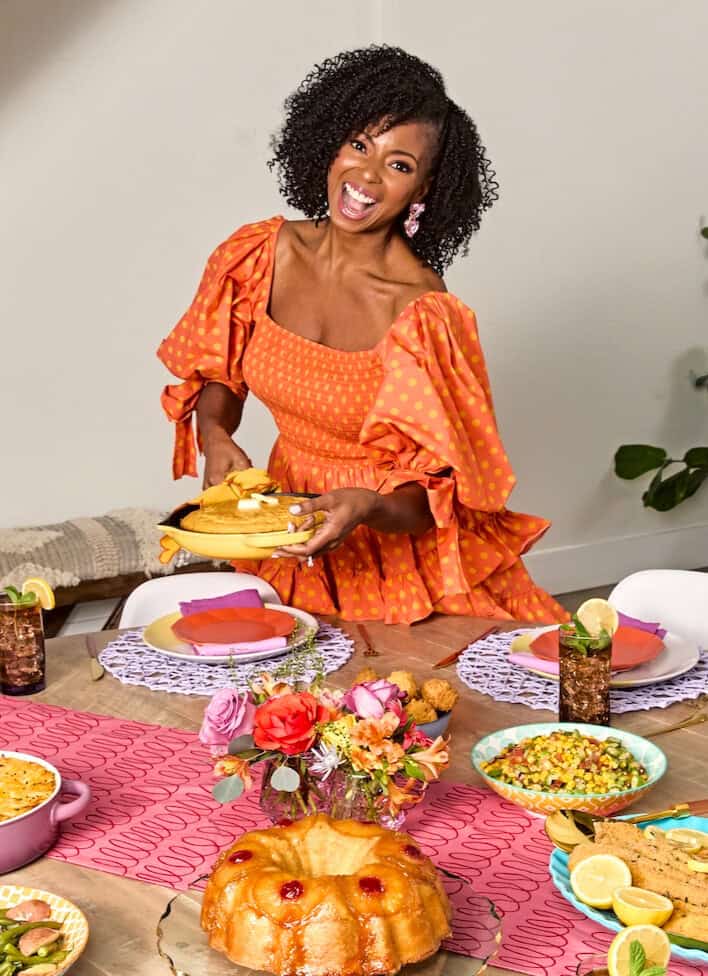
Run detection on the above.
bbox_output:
[0,508,219,611]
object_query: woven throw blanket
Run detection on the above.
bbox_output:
[0,508,200,590]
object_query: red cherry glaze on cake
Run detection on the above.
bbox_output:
[228,849,253,864]
[403,844,423,859]
[280,880,304,900]
[359,876,385,894]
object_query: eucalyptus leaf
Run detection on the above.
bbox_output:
[212,774,245,804]
[614,444,668,479]
[683,446,708,468]
[269,765,301,792]
[227,734,255,755]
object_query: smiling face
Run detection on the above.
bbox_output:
[327,120,439,234]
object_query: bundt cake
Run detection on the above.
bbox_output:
[201,814,452,976]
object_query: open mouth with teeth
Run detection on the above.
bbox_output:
[339,181,378,220]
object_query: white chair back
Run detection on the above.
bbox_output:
[608,569,708,648]
[119,572,280,628]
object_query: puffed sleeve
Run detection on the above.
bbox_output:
[157,217,281,478]
[360,292,544,599]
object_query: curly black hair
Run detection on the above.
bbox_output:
[268,45,499,275]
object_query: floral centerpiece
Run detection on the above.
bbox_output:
[200,672,450,827]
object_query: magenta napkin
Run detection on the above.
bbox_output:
[509,652,559,675]
[617,610,666,639]
[179,588,264,617]
[191,636,287,657]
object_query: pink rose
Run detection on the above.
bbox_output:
[342,679,402,719]
[199,688,256,754]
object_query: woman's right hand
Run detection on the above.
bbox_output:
[203,429,252,487]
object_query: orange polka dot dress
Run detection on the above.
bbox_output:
[158,216,568,625]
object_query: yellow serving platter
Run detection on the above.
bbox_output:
[158,500,316,560]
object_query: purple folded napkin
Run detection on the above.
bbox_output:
[191,635,287,657]
[179,588,264,617]
[617,611,666,639]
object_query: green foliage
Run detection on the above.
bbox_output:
[614,225,708,511]
[614,444,708,511]
[628,937,667,976]
[2,586,37,607]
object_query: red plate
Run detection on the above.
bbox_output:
[530,626,664,672]
[172,607,296,645]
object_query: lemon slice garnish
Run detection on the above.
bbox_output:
[570,853,632,909]
[687,855,708,873]
[665,827,708,852]
[607,925,671,976]
[21,577,55,610]
[576,598,620,638]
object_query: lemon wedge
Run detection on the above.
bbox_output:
[21,577,55,611]
[687,855,708,873]
[607,925,671,976]
[570,853,632,909]
[510,632,535,652]
[612,886,673,927]
[665,827,708,852]
[576,598,619,638]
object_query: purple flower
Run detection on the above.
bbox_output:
[342,679,403,719]
[199,688,256,754]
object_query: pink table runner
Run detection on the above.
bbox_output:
[1,696,704,976]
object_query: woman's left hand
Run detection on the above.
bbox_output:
[271,488,380,560]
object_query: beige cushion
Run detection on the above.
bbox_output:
[0,508,200,590]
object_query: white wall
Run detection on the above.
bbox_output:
[2,0,708,592]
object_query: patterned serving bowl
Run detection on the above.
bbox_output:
[0,885,89,974]
[470,722,667,816]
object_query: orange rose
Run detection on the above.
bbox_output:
[253,692,324,755]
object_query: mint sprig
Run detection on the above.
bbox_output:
[629,939,667,976]
[2,586,37,606]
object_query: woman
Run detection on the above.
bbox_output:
[158,46,567,626]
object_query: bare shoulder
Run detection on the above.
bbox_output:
[390,243,447,311]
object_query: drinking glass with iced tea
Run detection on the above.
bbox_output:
[558,599,619,726]
[0,579,54,696]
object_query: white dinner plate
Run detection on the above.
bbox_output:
[142,603,318,664]
[512,626,700,688]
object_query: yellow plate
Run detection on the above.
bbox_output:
[0,885,89,974]
[157,523,315,560]
[142,603,319,664]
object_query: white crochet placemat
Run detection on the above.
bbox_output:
[98,623,353,696]
[456,629,708,714]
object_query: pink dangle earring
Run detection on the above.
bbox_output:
[404,202,425,238]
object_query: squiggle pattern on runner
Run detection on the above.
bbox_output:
[0,698,704,976]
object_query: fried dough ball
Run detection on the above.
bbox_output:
[421,678,459,713]
[406,698,438,724]
[355,667,380,684]
[386,670,418,700]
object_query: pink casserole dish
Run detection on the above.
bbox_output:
[0,750,91,873]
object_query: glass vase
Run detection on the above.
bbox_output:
[258,759,408,829]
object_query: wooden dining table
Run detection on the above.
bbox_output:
[4,613,707,976]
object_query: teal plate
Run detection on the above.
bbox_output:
[550,814,708,963]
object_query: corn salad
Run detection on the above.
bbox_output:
[481,730,648,793]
